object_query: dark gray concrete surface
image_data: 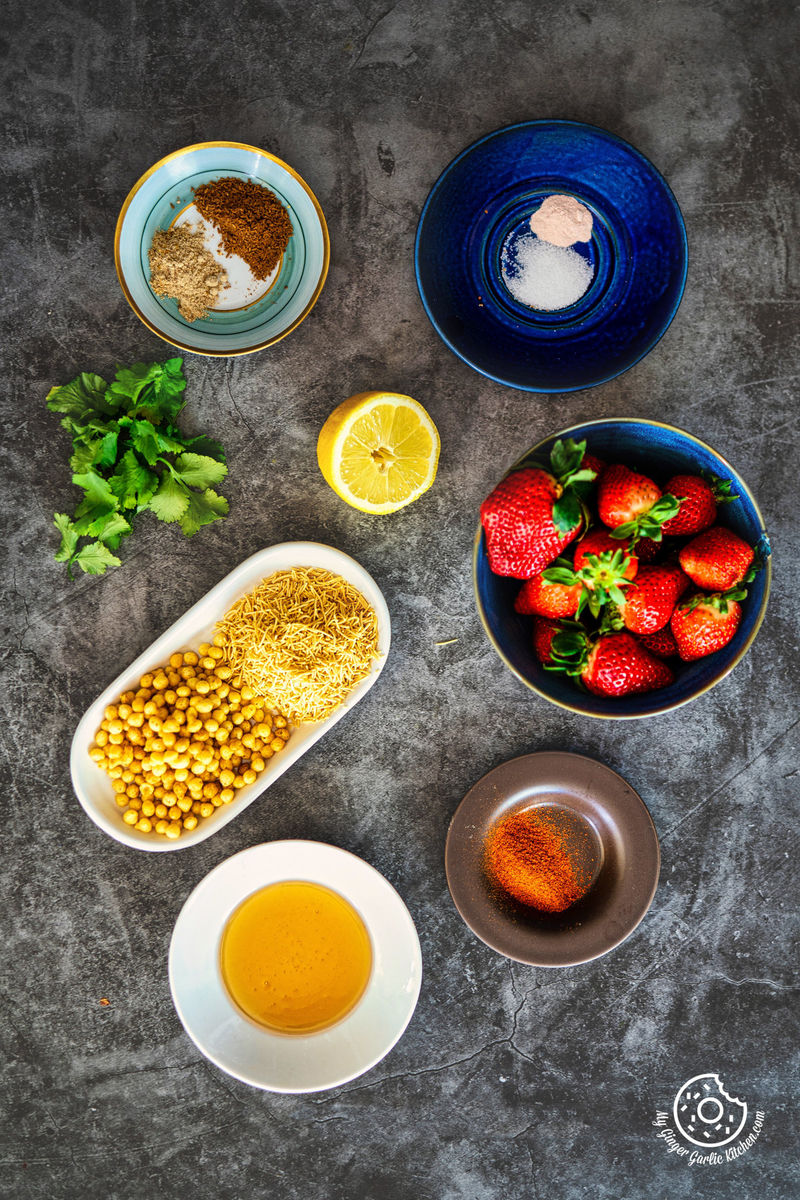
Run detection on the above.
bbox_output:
[2,1,799,1197]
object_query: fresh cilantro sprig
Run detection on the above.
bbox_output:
[47,358,229,577]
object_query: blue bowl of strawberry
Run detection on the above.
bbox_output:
[474,419,771,718]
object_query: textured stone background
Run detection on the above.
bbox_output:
[2,1,798,1197]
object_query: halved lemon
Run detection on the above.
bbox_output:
[317,391,441,514]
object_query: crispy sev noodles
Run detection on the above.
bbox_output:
[215,568,380,723]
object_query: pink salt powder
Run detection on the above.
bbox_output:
[529,195,593,247]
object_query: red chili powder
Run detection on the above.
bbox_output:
[485,806,596,914]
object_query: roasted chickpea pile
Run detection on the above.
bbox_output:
[89,640,291,840]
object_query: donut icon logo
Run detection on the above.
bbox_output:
[673,1074,748,1148]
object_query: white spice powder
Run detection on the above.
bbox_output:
[501,235,594,311]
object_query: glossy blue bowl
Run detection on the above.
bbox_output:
[474,420,771,718]
[415,121,688,392]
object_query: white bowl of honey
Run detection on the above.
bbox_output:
[168,840,422,1092]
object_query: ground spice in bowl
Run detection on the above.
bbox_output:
[485,804,597,913]
[193,177,294,281]
[148,224,229,321]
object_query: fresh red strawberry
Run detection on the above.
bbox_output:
[581,632,674,696]
[661,473,736,536]
[537,531,637,620]
[598,463,681,542]
[670,592,743,661]
[634,536,661,563]
[679,527,754,592]
[598,464,661,527]
[582,453,607,480]
[573,529,638,580]
[515,573,581,618]
[617,565,690,635]
[639,627,679,659]
[547,628,674,695]
[532,617,567,664]
[481,468,581,577]
[481,439,593,578]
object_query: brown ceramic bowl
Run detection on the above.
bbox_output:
[445,751,660,966]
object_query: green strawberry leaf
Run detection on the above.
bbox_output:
[703,471,738,504]
[550,438,587,481]
[147,473,191,523]
[53,513,79,562]
[542,566,580,586]
[552,490,583,534]
[179,488,229,537]
[172,452,228,489]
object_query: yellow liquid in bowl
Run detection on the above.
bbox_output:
[220,881,372,1034]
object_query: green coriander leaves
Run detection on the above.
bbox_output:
[47,358,229,577]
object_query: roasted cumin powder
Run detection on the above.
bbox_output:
[193,177,293,280]
[148,224,229,321]
[485,806,596,913]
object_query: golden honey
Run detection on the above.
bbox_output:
[220,881,372,1034]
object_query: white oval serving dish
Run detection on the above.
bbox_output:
[71,542,391,852]
[169,840,422,1092]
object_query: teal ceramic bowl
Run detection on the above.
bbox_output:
[115,142,330,356]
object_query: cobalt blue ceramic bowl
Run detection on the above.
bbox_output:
[474,420,771,718]
[415,121,688,392]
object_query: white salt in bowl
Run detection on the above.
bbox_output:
[115,142,330,356]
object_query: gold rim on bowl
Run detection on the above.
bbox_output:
[472,418,772,719]
[113,141,331,358]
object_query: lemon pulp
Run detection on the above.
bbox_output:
[317,390,440,514]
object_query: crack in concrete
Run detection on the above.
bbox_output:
[661,716,800,842]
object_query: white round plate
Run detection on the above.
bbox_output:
[168,841,422,1092]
